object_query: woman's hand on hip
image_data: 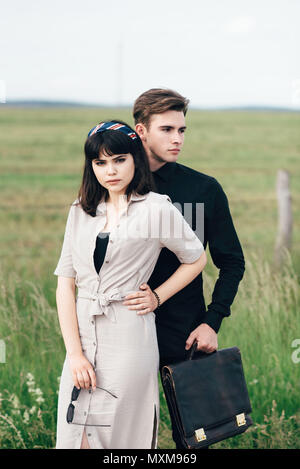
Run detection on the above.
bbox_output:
[68,352,97,391]
[123,283,158,315]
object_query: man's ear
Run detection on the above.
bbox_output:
[135,123,147,141]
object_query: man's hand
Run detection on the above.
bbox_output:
[122,283,158,315]
[185,323,218,353]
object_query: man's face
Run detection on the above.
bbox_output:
[136,110,186,169]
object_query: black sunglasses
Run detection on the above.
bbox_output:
[66,385,118,426]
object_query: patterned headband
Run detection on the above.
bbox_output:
[87,121,137,140]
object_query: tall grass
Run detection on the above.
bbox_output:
[0,253,299,448]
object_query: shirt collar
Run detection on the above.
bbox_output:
[152,162,177,182]
[96,192,147,215]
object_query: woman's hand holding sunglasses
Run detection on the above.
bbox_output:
[68,352,96,391]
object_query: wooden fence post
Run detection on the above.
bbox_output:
[274,170,292,267]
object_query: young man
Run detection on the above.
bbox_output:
[132,88,245,449]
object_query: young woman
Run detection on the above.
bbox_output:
[54,120,207,449]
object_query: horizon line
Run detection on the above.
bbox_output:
[1,99,300,112]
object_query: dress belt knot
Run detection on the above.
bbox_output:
[77,288,126,323]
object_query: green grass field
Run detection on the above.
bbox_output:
[0,107,299,449]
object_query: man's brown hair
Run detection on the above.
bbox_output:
[133,88,189,128]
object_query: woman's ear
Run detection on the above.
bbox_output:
[135,123,147,141]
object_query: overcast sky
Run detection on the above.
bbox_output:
[1,0,300,108]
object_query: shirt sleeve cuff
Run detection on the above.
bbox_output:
[201,310,224,333]
[53,267,76,278]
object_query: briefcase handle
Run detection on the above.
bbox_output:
[188,340,216,360]
[188,340,199,360]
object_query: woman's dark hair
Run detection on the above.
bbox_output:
[77,120,155,216]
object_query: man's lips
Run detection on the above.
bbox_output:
[168,149,180,153]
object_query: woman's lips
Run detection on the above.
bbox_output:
[106,179,121,184]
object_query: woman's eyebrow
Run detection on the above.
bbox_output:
[95,154,128,161]
[112,154,128,159]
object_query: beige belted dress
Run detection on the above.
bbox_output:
[54,191,204,449]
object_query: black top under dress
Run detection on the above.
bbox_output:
[93,232,110,274]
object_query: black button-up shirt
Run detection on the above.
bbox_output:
[148,162,245,361]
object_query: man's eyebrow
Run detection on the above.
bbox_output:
[158,125,187,130]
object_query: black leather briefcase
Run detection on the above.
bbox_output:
[161,344,253,449]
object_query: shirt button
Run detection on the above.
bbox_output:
[105,260,109,263]
[91,320,94,325]
[93,342,96,346]
[88,433,91,437]
[110,240,113,244]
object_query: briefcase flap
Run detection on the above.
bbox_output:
[162,347,252,437]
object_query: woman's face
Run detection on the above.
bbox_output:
[92,151,135,197]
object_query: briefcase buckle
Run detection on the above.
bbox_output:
[195,428,207,442]
[236,413,246,427]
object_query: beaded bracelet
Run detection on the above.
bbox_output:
[152,290,161,310]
